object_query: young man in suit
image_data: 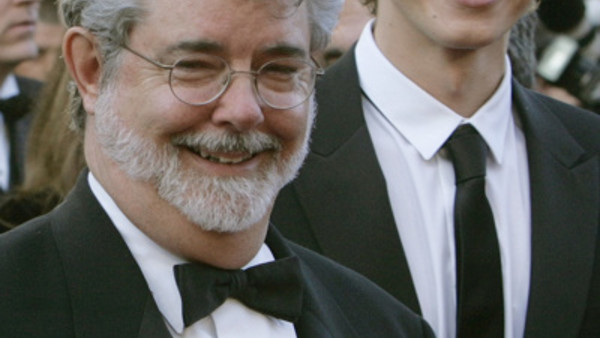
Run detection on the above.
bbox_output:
[0,0,434,337]
[272,0,600,337]
[0,0,42,194]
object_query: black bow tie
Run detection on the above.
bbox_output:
[174,256,304,327]
[0,95,29,123]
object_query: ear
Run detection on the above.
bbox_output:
[62,27,103,116]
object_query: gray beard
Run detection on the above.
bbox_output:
[93,84,313,233]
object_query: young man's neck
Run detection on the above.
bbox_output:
[373,20,509,118]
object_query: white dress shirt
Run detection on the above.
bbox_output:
[355,20,532,338]
[88,173,297,338]
[0,74,19,191]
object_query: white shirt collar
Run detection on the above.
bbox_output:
[0,74,20,100]
[87,172,277,334]
[355,19,514,164]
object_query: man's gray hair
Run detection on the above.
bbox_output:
[59,0,343,132]
[508,12,539,89]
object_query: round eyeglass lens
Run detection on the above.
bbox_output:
[256,58,316,109]
[169,54,229,105]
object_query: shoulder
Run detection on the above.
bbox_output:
[287,240,433,336]
[0,214,73,334]
[0,212,55,256]
[515,84,600,152]
[0,190,57,231]
[0,214,62,284]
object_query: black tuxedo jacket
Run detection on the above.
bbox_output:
[3,76,41,190]
[272,49,600,337]
[0,172,434,338]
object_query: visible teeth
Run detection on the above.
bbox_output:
[198,148,253,164]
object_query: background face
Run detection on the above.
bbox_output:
[15,0,64,81]
[0,0,40,70]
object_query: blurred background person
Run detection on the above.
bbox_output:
[0,60,84,232]
[0,0,42,195]
[15,0,64,81]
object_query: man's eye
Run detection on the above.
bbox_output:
[261,63,299,76]
[176,58,222,71]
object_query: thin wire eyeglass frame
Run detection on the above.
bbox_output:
[121,45,324,110]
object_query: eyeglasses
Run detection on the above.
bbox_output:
[122,45,323,110]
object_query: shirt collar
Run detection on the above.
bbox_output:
[355,19,514,164]
[0,74,19,100]
[87,172,276,334]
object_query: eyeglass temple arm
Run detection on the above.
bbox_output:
[122,45,174,69]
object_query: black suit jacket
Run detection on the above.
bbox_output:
[3,76,41,190]
[0,171,434,338]
[272,49,600,337]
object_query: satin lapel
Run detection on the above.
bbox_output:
[513,83,599,337]
[293,281,358,338]
[50,171,171,338]
[291,48,421,313]
[138,296,173,338]
[6,77,40,189]
[7,112,32,188]
[265,226,357,338]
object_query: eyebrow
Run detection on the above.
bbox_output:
[158,40,308,60]
[160,40,224,57]
[259,44,308,59]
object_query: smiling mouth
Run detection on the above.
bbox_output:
[178,143,260,165]
[196,147,256,164]
[172,131,281,165]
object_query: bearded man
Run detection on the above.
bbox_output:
[0,0,434,337]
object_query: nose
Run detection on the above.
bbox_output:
[211,73,265,132]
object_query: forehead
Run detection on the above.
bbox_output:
[0,0,12,17]
[132,0,311,57]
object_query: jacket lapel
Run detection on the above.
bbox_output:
[292,49,421,313]
[138,296,174,338]
[266,226,359,338]
[514,83,599,337]
[7,76,41,189]
[50,172,171,338]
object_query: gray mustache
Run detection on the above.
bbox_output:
[171,132,282,154]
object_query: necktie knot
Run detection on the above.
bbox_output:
[228,270,249,296]
[174,256,304,327]
[445,124,488,183]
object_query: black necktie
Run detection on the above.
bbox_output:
[445,124,504,338]
[174,256,304,327]
[0,95,28,123]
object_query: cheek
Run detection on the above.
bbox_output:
[114,76,206,137]
[266,107,312,149]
